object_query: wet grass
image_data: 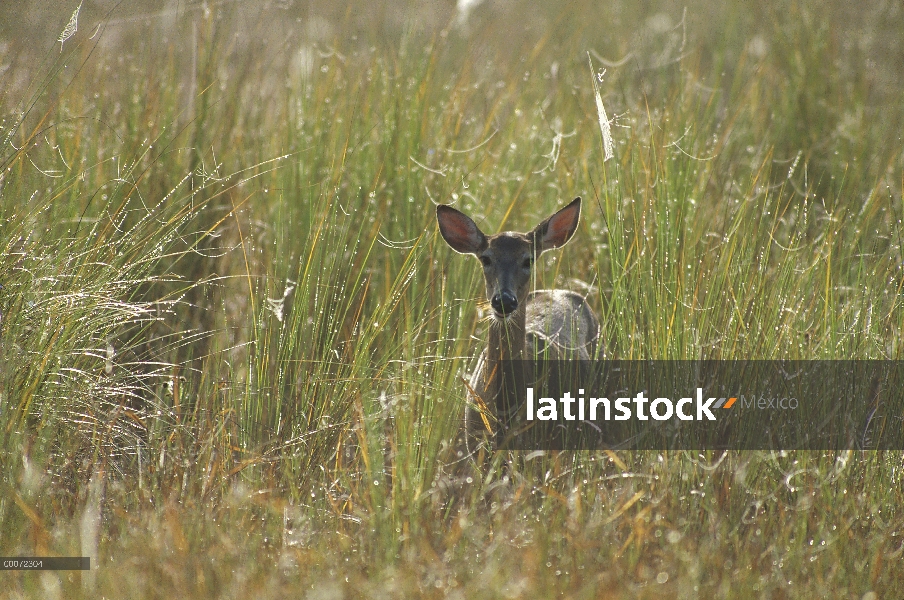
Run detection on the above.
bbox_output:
[1,0,903,597]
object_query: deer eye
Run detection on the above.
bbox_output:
[479,255,492,267]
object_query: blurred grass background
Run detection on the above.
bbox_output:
[1,0,903,597]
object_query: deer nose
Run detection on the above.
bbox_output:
[491,291,518,316]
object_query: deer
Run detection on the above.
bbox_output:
[436,197,601,453]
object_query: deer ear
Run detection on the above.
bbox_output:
[532,197,581,253]
[436,205,488,254]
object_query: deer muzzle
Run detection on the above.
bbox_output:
[491,290,519,317]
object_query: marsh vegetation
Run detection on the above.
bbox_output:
[1,0,903,597]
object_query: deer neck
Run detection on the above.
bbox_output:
[487,309,528,363]
[484,308,530,429]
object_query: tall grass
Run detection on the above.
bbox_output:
[1,0,902,597]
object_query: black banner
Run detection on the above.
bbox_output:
[482,361,904,450]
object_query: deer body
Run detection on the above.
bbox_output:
[436,198,600,450]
